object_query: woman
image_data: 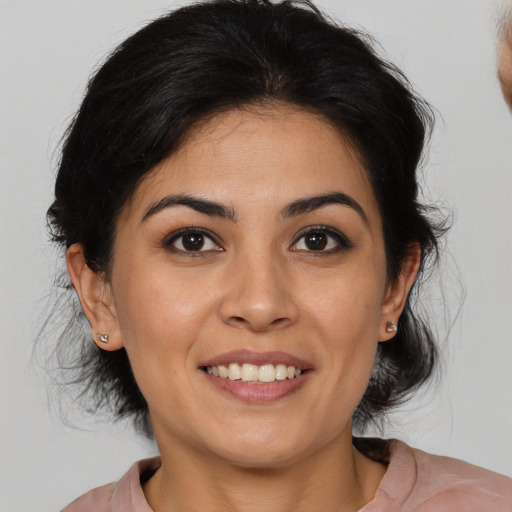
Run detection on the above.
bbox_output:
[47,0,511,510]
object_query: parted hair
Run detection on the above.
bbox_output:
[47,0,444,435]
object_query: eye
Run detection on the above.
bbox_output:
[165,228,222,253]
[291,227,353,253]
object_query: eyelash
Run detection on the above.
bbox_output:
[290,226,354,254]
[163,226,354,255]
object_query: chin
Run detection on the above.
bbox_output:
[206,421,342,470]
[203,425,307,468]
[219,446,307,469]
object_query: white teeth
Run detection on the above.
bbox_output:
[258,364,276,382]
[241,364,259,381]
[206,363,304,382]
[228,362,241,380]
[275,364,287,381]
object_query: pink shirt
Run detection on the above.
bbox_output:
[61,440,512,511]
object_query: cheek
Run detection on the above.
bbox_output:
[318,297,380,381]
[300,260,385,384]
[306,265,385,337]
[291,277,382,440]
[114,258,210,331]
[111,265,217,382]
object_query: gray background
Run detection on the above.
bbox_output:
[1,0,511,510]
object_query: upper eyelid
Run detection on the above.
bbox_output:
[292,225,352,244]
[163,227,223,247]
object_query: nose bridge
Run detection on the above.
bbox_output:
[241,248,281,305]
[219,243,298,332]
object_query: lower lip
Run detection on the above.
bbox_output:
[201,371,311,403]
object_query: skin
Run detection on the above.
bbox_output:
[67,105,420,512]
[498,36,512,107]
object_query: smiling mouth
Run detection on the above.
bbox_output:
[201,363,305,383]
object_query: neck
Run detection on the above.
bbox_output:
[143,429,386,512]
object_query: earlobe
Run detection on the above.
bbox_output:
[66,244,123,351]
[379,244,421,341]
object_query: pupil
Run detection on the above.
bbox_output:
[305,233,327,250]
[183,234,204,251]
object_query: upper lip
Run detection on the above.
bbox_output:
[199,350,313,370]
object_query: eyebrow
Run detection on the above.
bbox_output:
[142,194,236,222]
[281,192,368,225]
[141,191,368,225]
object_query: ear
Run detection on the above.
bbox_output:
[66,243,123,351]
[379,243,421,342]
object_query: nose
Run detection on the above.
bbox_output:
[219,254,299,333]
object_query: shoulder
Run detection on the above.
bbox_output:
[60,482,117,512]
[60,457,160,512]
[359,438,511,512]
[398,441,512,512]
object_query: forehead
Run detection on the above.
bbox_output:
[121,105,379,226]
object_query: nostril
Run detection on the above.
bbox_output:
[225,315,251,329]
[227,315,291,331]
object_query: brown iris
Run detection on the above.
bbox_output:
[182,233,205,251]
[304,232,328,250]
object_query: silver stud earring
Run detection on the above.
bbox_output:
[385,322,397,333]
[97,333,109,343]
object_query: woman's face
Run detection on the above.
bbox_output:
[91,105,414,466]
